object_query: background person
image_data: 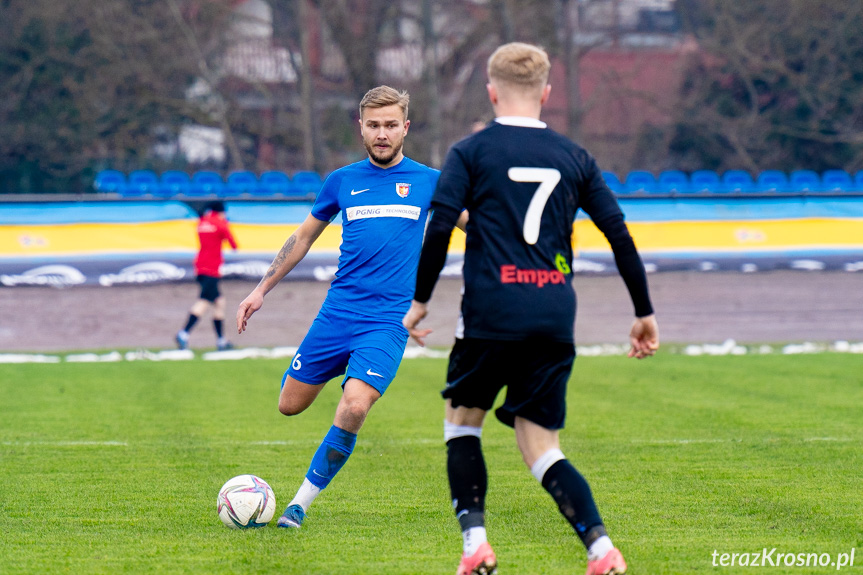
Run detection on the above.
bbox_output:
[403,42,659,575]
[176,200,238,351]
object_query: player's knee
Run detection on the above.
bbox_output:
[191,300,209,316]
[341,397,373,421]
[278,396,308,416]
[214,297,226,314]
[334,396,374,430]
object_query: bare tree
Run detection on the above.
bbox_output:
[672,0,863,172]
[309,0,400,99]
[422,0,443,166]
[559,0,610,143]
[0,0,236,192]
[166,0,244,171]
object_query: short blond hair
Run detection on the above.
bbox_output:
[487,42,551,89]
[359,85,410,120]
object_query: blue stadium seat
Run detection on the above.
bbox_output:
[789,169,820,192]
[126,169,160,196]
[190,171,226,196]
[259,171,291,196]
[756,170,790,193]
[854,171,863,192]
[93,170,127,194]
[820,169,853,192]
[624,170,657,194]
[689,170,722,193]
[601,171,626,195]
[158,171,191,197]
[721,170,755,193]
[289,171,324,198]
[657,170,690,194]
[226,171,260,196]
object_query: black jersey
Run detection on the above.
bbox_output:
[415,118,653,343]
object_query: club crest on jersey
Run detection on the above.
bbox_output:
[396,182,411,198]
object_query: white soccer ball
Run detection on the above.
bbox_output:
[217,474,276,529]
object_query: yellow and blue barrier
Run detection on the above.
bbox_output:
[1,196,862,287]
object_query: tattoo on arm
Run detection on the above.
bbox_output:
[263,234,297,283]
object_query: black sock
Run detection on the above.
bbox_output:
[447,435,487,531]
[213,319,223,338]
[183,314,199,332]
[541,459,605,548]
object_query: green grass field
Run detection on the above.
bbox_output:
[1,353,861,574]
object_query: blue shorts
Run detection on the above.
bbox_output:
[283,308,409,395]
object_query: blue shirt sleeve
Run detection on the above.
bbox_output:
[428,166,441,190]
[311,171,344,222]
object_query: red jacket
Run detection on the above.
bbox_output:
[194,211,238,277]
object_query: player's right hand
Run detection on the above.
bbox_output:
[237,292,264,334]
[403,300,432,347]
[628,314,659,359]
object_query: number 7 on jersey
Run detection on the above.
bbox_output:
[508,167,562,245]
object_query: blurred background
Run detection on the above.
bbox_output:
[2,0,863,351]
[4,0,863,192]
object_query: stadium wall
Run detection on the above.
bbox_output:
[1,197,862,287]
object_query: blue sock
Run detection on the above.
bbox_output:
[305,425,357,489]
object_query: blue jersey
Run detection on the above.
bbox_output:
[311,157,439,321]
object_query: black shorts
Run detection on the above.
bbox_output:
[442,337,575,430]
[196,275,221,302]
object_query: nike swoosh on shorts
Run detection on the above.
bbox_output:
[366,369,383,378]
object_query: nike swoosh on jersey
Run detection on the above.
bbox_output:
[351,188,370,195]
[366,368,383,378]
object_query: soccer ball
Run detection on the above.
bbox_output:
[217,474,276,529]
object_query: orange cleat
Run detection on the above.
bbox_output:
[456,542,498,575]
[585,548,627,575]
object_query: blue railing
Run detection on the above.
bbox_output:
[603,169,863,196]
[93,169,324,199]
[93,168,863,199]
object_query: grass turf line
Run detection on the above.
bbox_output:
[0,354,860,574]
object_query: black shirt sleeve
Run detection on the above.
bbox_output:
[581,163,654,317]
[413,203,461,303]
[413,146,471,303]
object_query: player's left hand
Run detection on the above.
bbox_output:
[628,314,659,359]
[237,290,264,334]
[403,300,432,347]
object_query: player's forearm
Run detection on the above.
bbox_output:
[613,248,654,317]
[414,204,461,303]
[593,213,654,317]
[256,214,327,296]
[256,234,310,296]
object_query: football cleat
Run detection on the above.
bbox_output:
[217,341,234,351]
[175,332,188,350]
[276,504,306,529]
[457,542,497,575]
[585,548,627,575]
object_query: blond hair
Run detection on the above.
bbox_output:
[359,85,410,120]
[487,42,551,90]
